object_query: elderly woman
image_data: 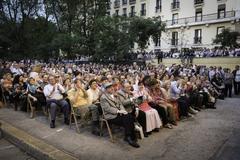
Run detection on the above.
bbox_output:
[161,80,179,124]
[27,77,47,117]
[133,81,162,135]
[148,79,174,129]
[67,79,90,122]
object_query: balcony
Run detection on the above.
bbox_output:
[129,0,136,5]
[171,2,180,10]
[129,12,136,17]
[194,0,204,5]
[172,19,178,25]
[114,0,120,8]
[155,5,162,13]
[140,10,146,16]
[194,37,202,44]
[171,39,178,46]
[165,11,235,27]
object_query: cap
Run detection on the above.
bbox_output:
[104,82,113,89]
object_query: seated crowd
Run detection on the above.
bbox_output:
[0,61,239,148]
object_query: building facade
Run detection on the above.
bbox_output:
[108,0,240,52]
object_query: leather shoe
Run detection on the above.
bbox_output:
[64,118,69,125]
[144,132,149,137]
[124,136,140,148]
[50,121,55,128]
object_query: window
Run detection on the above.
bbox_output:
[115,10,119,16]
[141,3,146,16]
[123,8,127,17]
[194,29,202,44]
[155,35,161,47]
[114,0,120,8]
[172,32,178,45]
[172,0,180,10]
[195,8,202,22]
[217,26,225,35]
[130,6,135,17]
[122,0,127,5]
[172,13,178,24]
[218,4,226,19]
[156,0,162,12]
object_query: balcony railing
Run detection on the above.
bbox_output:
[171,39,178,46]
[155,5,162,13]
[165,11,235,26]
[129,0,136,5]
[171,2,180,10]
[114,0,120,8]
[140,10,146,16]
[172,19,178,25]
[194,37,202,44]
[129,12,136,17]
[194,0,204,5]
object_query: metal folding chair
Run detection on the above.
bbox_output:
[99,105,114,142]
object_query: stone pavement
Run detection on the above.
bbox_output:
[0,96,240,160]
[0,139,36,160]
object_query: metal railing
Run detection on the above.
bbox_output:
[129,0,136,5]
[194,37,202,44]
[171,2,180,10]
[194,0,204,5]
[165,11,235,26]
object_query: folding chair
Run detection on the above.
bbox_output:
[0,85,7,107]
[27,94,48,118]
[27,94,36,118]
[99,105,114,142]
[69,102,91,133]
[69,103,81,133]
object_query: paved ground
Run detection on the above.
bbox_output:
[0,138,36,160]
[0,96,240,160]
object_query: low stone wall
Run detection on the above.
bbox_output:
[148,57,240,70]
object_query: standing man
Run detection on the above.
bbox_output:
[44,76,70,128]
[232,65,240,95]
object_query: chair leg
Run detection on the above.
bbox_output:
[105,122,114,142]
[69,114,72,129]
[73,114,80,133]
[100,120,104,136]
[30,107,35,119]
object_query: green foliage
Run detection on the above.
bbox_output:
[0,0,165,60]
[213,28,240,48]
[129,16,165,51]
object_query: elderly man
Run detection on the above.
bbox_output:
[100,82,140,148]
[117,82,147,136]
[44,76,70,128]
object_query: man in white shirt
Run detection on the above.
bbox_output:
[43,76,70,128]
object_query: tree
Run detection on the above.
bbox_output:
[213,28,240,48]
[92,15,132,60]
[129,16,165,51]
